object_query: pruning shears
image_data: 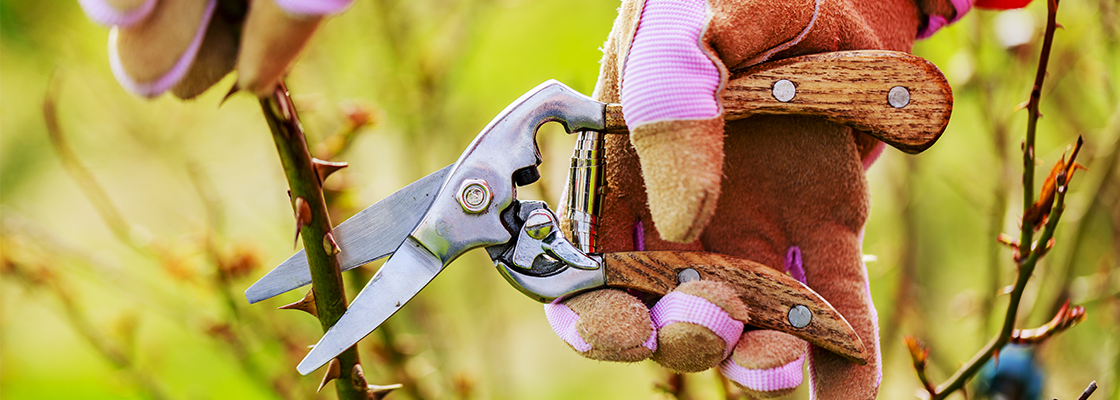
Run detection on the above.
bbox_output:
[245,50,953,375]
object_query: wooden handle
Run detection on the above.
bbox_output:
[601,251,868,364]
[604,50,952,154]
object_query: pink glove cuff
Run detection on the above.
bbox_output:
[620,0,721,126]
[78,0,157,27]
[107,0,216,98]
[917,0,973,39]
[650,292,744,358]
[720,354,805,392]
[543,301,658,353]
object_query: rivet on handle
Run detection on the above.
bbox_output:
[677,268,700,284]
[788,304,812,328]
[772,79,796,103]
[888,86,910,108]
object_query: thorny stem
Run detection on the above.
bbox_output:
[915,0,1075,398]
[260,83,367,399]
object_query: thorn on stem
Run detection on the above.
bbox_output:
[351,363,368,391]
[278,289,317,317]
[323,232,341,256]
[368,383,404,400]
[293,197,312,248]
[312,158,348,183]
[318,358,342,392]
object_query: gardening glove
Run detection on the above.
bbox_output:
[78,0,354,98]
[549,0,992,397]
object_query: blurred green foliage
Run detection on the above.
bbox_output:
[1,0,1117,399]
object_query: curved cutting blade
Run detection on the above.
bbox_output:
[296,236,444,375]
[245,166,450,303]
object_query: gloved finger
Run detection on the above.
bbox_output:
[543,289,656,362]
[237,0,355,97]
[78,0,157,27]
[620,0,727,244]
[109,0,216,97]
[650,280,748,372]
[719,330,807,398]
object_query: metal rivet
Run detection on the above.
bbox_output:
[888,86,910,108]
[773,79,796,103]
[788,305,812,328]
[457,179,491,213]
[677,268,700,284]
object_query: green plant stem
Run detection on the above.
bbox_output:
[260,83,367,399]
[920,1,1064,398]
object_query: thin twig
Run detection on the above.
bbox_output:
[260,83,368,399]
[1076,381,1098,400]
[907,1,1087,398]
[43,74,135,249]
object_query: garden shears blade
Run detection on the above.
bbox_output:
[291,81,609,374]
[244,165,450,304]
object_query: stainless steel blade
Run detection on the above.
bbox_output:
[244,166,451,303]
[296,236,445,375]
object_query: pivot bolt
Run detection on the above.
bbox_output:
[457,179,491,213]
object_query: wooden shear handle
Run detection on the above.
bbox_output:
[604,50,953,154]
[601,251,869,365]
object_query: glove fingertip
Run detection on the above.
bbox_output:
[543,302,592,353]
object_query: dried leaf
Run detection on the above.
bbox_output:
[1011,300,1087,344]
[1023,137,1084,231]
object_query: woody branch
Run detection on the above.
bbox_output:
[905,0,1092,398]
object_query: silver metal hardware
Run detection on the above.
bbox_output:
[511,208,601,271]
[788,304,812,328]
[566,130,604,253]
[677,268,700,284]
[773,79,796,103]
[458,179,492,213]
[888,86,910,108]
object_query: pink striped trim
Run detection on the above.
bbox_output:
[720,354,805,392]
[643,319,659,351]
[274,0,355,16]
[78,0,157,27]
[543,302,592,353]
[107,0,216,98]
[918,0,973,39]
[620,0,720,126]
[651,292,743,358]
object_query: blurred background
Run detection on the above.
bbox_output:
[1,0,1117,399]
